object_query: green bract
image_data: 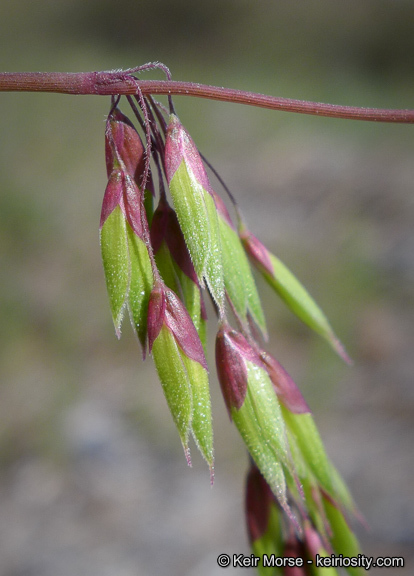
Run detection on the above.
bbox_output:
[240,228,350,362]
[175,267,203,332]
[233,361,292,516]
[100,204,130,336]
[218,215,266,337]
[168,158,211,279]
[154,242,180,295]
[126,224,153,349]
[323,498,364,576]
[148,284,213,472]
[268,252,348,360]
[152,324,193,458]
[281,407,335,499]
[202,190,225,311]
[282,406,357,517]
[180,351,214,470]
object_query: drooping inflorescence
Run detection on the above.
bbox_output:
[99,69,363,575]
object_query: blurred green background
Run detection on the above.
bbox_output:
[0,1,413,575]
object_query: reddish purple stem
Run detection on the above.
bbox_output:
[0,71,413,123]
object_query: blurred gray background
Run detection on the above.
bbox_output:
[0,1,413,575]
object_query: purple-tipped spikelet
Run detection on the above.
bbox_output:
[239,225,351,363]
[164,114,225,313]
[216,323,297,522]
[100,107,153,349]
[147,281,214,474]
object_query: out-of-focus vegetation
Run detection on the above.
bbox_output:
[0,2,413,575]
